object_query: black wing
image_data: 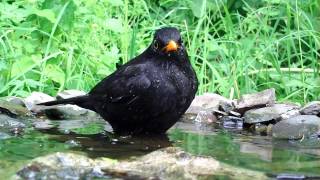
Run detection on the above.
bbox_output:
[89,63,152,107]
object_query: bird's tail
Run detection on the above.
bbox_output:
[37,95,92,109]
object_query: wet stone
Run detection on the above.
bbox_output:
[220,116,243,129]
[0,114,26,136]
[16,147,268,180]
[194,111,217,124]
[43,104,97,120]
[244,104,300,124]
[300,101,320,116]
[235,88,276,114]
[272,115,320,140]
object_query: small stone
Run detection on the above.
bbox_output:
[229,110,241,117]
[235,88,276,114]
[300,101,320,116]
[56,90,87,100]
[220,116,243,129]
[244,104,299,124]
[254,123,268,134]
[212,109,228,116]
[194,111,217,124]
[272,115,320,140]
[219,100,235,113]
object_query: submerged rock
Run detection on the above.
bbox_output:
[300,101,320,116]
[235,88,276,114]
[244,104,300,124]
[0,114,26,136]
[272,115,320,140]
[16,147,267,180]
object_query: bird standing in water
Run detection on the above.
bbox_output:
[39,27,198,135]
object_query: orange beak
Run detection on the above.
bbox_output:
[163,40,178,53]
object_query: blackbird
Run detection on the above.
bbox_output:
[39,27,198,135]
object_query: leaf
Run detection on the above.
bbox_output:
[105,18,124,33]
[11,57,35,78]
[40,0,77,31]
[32,9,56,23]
[44,64,65,85]
[188,0,205,18]
[107,0,123,6]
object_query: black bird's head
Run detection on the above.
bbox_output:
[151,27,184,56]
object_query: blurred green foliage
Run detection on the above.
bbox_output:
[0,0,319,103]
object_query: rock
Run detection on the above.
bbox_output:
[235,88,276,114]
[25,92,55,112]
[0,114,26,136]
[0,100,31,117]
[32,120,55,130]
[56,90,86,100]
[189,93,233,110]
[43,104,98,120]
[6,96,26,107]
[300,101,320,116]
[272,115,320,140]
[244,104,300,124]
[194,111,217,124]
[220,116,243,129]
[16,147,268,180]
[16,152,113,180]
[219,100,235,113]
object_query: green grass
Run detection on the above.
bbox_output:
[0,0,319,104]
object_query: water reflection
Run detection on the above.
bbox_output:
[40,127,171,159]
[168,122,320,176]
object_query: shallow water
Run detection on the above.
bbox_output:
[1,118,320,178]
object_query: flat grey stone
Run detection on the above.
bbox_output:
[235,88,276,114]
[25,92,55,111]
[189,93,233,110]
[272,115,320,140]
[244,104,299,124]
